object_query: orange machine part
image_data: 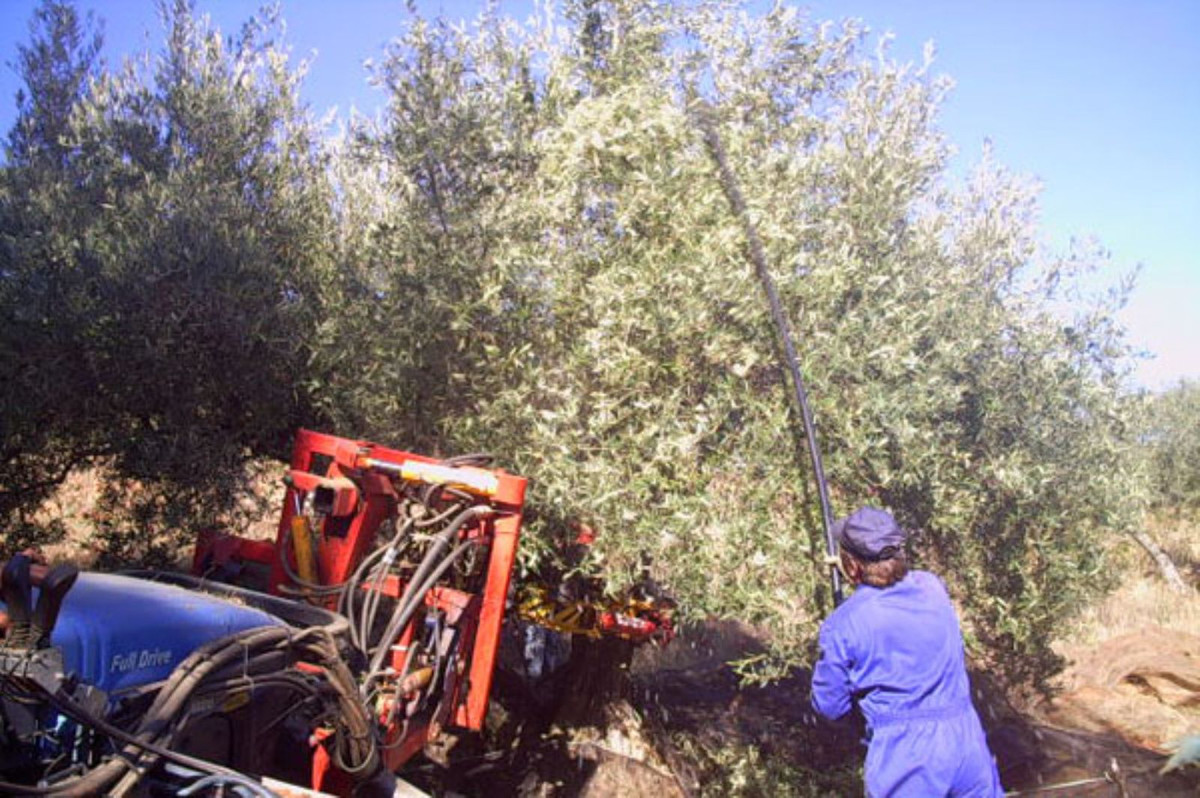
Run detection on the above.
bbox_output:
[191,428,527,786]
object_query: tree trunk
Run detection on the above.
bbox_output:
[554,635,635,727]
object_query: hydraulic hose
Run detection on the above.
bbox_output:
[691,98,843,606]
[338,543,394,654]
[365,504,494,679]
[360,536,480,698]
[0,688,242,796]
[4,625,379,796]
[357,518,416,653]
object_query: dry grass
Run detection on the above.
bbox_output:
[28,459,285,569]
[32,464,111,566]
[1060,513,1200,649]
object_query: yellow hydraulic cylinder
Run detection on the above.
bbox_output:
[291,514,319,585]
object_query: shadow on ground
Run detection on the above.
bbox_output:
[634,620,1200,797]
[403,619,1200,796]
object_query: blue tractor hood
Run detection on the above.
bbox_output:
[3,571,285,696]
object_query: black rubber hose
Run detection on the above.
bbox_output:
[691,98,843,607]
[358,558,388,652]
[357,518,415,653]
[359,537,479,695]
[106,627,338,795]
[8,625,376,796]
[414,500,467,528]
[0,655,260,797]
[338,541,395,654]
[365,505,492,678]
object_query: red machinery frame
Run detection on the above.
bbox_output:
[193,429,527,782]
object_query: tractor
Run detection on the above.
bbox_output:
[1,428,527,796]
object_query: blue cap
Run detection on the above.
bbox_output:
[833,506,906,562]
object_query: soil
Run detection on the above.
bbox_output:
[499,619,1200,797]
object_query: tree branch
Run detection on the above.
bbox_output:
[1128,528,1190,594]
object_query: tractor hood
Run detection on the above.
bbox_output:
[2,571,284,695]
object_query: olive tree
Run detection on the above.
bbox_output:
[1,0,334,559]
[1,1,107,546]
[1142,380,1200,513]
[354,0,1142,685]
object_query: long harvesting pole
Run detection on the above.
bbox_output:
[692,100,843,607]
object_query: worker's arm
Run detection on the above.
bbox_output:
[811,621,854,721]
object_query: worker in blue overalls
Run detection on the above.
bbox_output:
[811,506,1004,797]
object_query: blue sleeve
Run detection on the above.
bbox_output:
[811,619,853,721]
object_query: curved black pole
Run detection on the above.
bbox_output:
[692,99,843,607]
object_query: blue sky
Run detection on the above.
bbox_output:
[2,0,1196,390]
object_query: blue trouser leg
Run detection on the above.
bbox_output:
[865,710,1002,797]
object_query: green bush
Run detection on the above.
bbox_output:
[1142,380,1200,512]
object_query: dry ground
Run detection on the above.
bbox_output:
[568,515,1200,797]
